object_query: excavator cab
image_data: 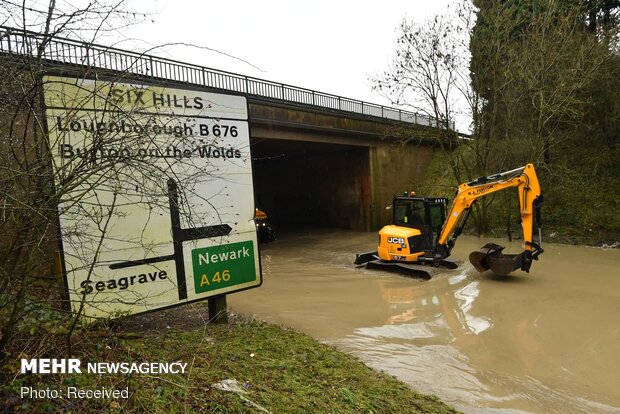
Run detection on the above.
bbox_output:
[392,197,448,252]
[354,196,459,278]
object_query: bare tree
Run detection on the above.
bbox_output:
[373,1,503,233]
[373,11,464,140]
[0,1,253,356]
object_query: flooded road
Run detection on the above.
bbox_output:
[228,229,620,413]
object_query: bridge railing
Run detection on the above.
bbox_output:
[0,26,453,129]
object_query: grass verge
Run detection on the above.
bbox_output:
[1,315,459,414]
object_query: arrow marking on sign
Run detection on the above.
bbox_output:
[109,178,232,300]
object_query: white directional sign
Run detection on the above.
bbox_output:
[44,76,261,318]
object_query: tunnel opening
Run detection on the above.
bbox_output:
[251,138,371,231]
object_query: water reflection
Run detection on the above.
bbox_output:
[377,267,491,339]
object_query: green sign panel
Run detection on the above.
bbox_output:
[192,240,256,294]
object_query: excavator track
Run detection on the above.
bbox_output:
[354,252,461,279]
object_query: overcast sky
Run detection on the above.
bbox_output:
[117,0,454,110]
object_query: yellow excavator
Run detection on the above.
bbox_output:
[355,164,543,278]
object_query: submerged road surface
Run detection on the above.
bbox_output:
[229,229,620,414]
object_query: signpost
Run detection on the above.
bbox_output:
[43,75,261,318]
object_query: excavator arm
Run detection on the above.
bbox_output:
[434,164,544,275]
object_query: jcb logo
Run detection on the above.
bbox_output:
[387,237,405,244]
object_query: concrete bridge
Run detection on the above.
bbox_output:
[0,26,449,231]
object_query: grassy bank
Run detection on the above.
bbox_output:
[1,311,459,414]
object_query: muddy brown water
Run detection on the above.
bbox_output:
[228,229,620,413]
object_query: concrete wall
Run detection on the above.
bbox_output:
[249,102,391,145]
[370,142,435,228]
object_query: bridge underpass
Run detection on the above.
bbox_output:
[251,138,371,230]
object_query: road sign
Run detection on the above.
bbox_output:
[43,75,261,318]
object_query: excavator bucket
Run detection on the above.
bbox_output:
[469,243,525,276]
